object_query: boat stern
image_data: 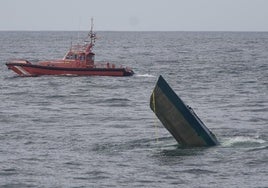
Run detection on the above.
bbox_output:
[123,68,134,76]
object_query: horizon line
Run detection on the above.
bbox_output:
[1,29,268,32]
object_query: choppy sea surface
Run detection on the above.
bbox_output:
[0,31,267,187]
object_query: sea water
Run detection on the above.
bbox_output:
[0,31,267,187]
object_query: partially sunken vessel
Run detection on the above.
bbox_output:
[150,75,219,147]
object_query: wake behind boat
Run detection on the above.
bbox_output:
[6,19,134,77]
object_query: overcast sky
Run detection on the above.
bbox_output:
[1,0,268,31]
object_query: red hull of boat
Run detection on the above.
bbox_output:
[6,19,134,77]
[6,63,134,77]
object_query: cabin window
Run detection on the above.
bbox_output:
[67,55,74,59]
[66,54,72,59]
[80,54,85,61]
[87,54,95,61]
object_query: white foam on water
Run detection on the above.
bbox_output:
[222,136,266,147]
[136,73,155,78]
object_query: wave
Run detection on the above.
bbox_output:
[135,74,155,78]
[103,98,131,103]
[222,136,266,147]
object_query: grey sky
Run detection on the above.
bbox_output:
[1,0,268,31]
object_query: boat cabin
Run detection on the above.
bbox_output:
[65,51,95,62]
[64,44,95,66]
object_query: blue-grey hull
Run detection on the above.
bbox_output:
[150,75,219,147]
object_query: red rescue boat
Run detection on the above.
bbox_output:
[6,19,134,77]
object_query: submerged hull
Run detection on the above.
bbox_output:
[150,75,218,147]
[6,63,134,77]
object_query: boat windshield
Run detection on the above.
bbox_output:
[65,53,86,61]
[87,54,95,61]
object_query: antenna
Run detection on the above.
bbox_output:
[88,17,96,46]
[90,17,94,33]
[77,17,81,44]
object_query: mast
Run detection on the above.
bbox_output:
[89,18,96,46]
[85,18,96,53]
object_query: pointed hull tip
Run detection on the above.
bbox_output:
[150,75,219,147]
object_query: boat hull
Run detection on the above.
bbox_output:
[150,75,219,147]
[6,63,134,77]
